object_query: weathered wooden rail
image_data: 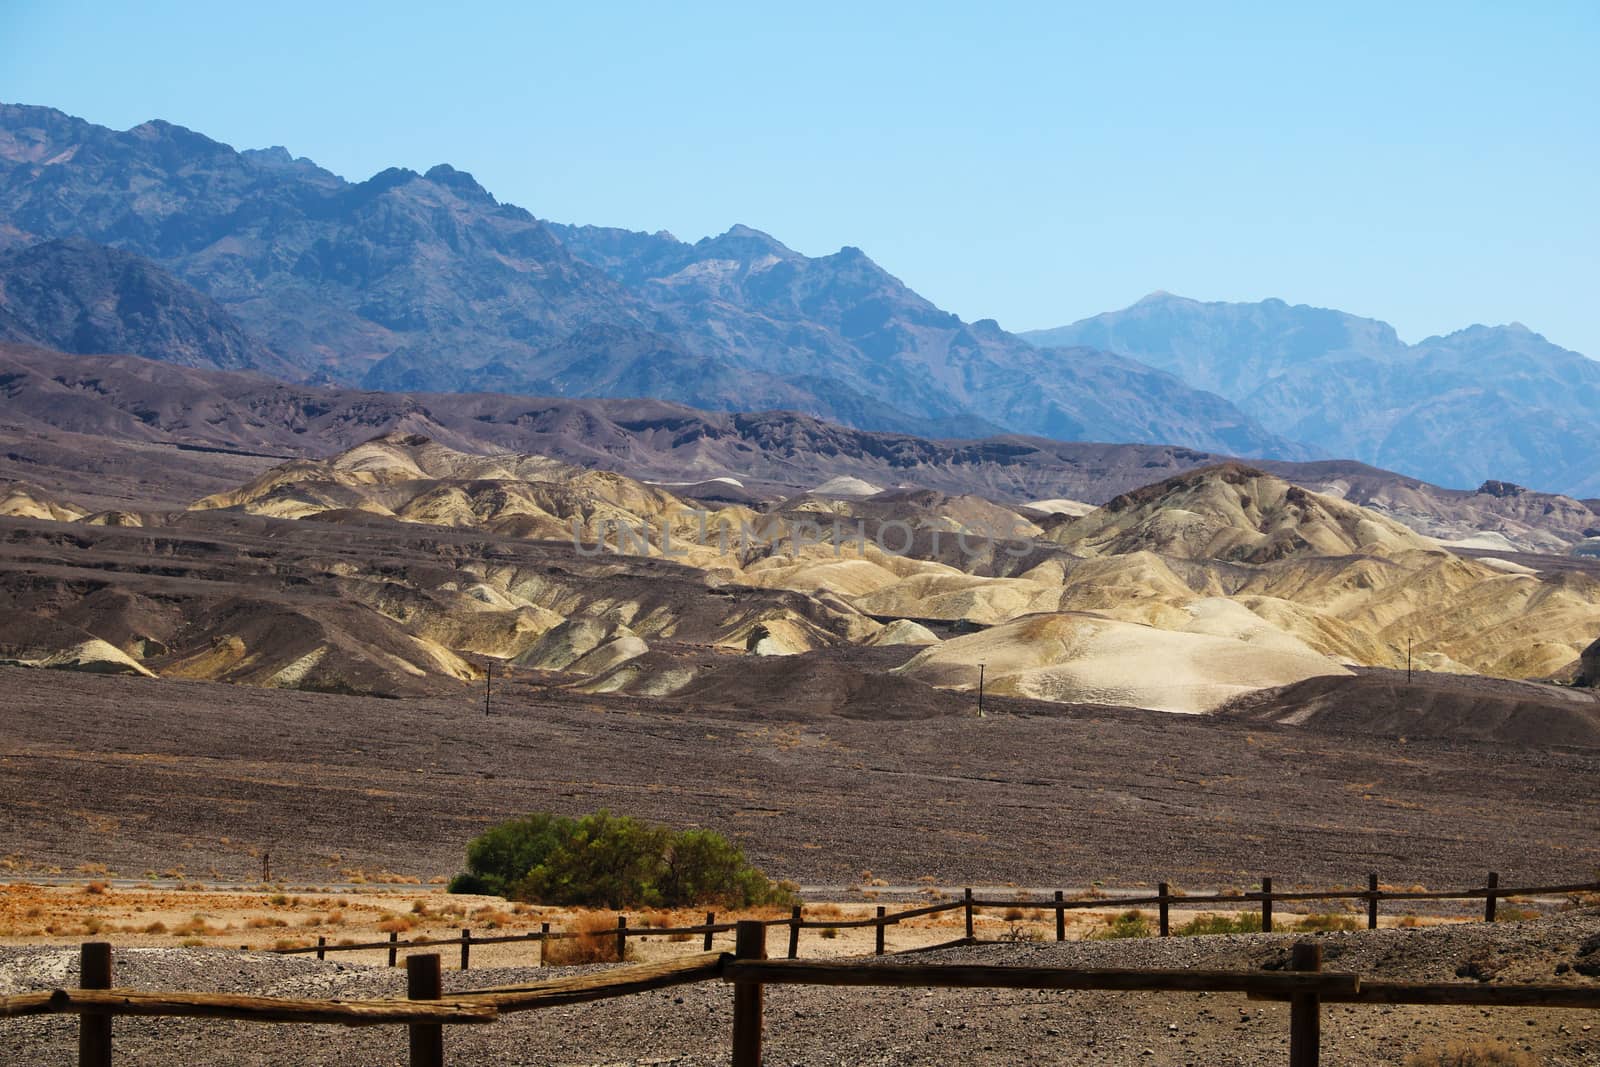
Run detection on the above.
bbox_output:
[272,871,1600,969]
[8,933,1600,1067]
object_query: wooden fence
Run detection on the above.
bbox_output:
[7,929,1600,1067]
[272,871,1600,969]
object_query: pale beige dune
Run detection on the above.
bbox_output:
[864,619,941,646]
[897,612,1351,714]
[1024,497,1098,518]
[0,482,88,522]
[567,634,650,675]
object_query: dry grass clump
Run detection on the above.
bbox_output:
[642,909,694,941]
[1404,1040,1536,1066]
[84,881,108,896]
[544,911,629,965]
[1492,907,1540,922]
[1296,913,1361,932]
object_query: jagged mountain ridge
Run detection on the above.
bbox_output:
[0,102,1303,454]
[1024,292,1600,495]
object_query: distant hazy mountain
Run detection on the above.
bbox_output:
[0,237,294,375]
[0,102,1306,457]
[1024,293,1600,495]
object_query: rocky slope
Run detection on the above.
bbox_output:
[0,238,291,374]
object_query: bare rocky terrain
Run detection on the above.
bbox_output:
[2,663,1597,892]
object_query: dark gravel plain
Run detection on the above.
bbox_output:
[1,663,1597,893]
[2,914,1599,1065]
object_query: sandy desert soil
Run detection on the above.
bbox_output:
[2,665,1597,893]
[1,913,1598,1065]
[0,882,1487,966]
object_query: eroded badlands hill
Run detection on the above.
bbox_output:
[3,433,1596,719]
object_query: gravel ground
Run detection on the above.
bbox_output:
[4,914,1598,1065]
[4,666,1598,893]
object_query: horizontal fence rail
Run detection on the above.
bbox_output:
[13,935,1600,1067]
[272,872,1600,968]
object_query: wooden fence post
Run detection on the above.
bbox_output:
[875,906,886,955]
[460,928,471,971]
[704,911,715,952]
[732,920,767,1067]
[788,905,801,959]
[1157,883,1171,937]
[1288,941,1322,1067]
[1261,877,1273,934]
[1054,890,1065,941]
[964,888,974,939]
[388,930,399,967]
[1484,872,1499,923]
[79,941,113,1067]
[539,922,549,966]
[406,953,444,1067]
[316,935,326,961]
[616,916,628,962]
[1367,873,1379,930]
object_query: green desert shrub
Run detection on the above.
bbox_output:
[449,810,795,908]
[1176,911,1263,936]
[1091,909,1152,939]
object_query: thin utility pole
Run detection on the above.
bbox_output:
[977,663,985,718]
[1406,638,1413,684]
[484,661,493,715]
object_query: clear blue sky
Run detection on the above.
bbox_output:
[4,1,1597,355]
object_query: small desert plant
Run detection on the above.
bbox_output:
[1493,907,1539,922]
[999,924,1044,943]
[1002,906,1026,922]
[1091,910,1152,939]
[84,881,108,895]
[1176,911,1263,936]
[1297,913,1361,932]
[1403,1039,1536,1066]
[820,926,839,940]
[544,911,629,965]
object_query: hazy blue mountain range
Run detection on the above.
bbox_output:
[0,103,1305,457]
[1025,293,1600,495]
